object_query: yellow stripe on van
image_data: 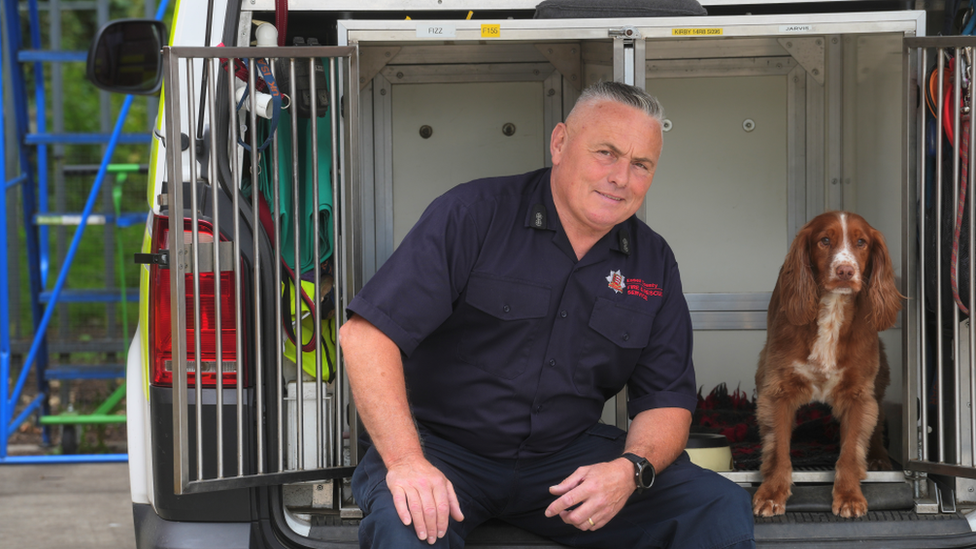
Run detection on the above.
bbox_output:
[142,0,181,399]
[139,217,153,399]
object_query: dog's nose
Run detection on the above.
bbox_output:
[836,264,855,280]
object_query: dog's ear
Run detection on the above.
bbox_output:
[780,225,819,325]
[867,228,904,331]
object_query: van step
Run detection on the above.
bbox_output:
[756,510,976,548]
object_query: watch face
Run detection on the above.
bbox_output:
[624,453,654,490]
[639,462,655,488]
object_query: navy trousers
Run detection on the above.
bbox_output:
[352,423,756,549]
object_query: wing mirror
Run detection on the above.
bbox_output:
[87,19,166,95]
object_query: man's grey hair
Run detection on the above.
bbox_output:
[571,81,665,125]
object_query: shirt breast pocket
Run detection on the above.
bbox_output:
[457,274,550,379]
[574,297,655,395]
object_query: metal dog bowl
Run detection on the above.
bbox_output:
[686,433,734,472]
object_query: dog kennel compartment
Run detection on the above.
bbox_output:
[339,10,921,479]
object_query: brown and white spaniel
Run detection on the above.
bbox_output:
[752,211,904,518]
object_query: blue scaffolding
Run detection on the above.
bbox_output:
[1,0,167,463]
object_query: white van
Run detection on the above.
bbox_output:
[87,1,976,547]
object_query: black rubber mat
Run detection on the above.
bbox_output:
[757,510,976,548]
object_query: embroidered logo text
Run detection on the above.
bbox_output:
[625,278,663,301]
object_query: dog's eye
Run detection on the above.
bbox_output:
[856,239,867,247]
[820,237,830,246]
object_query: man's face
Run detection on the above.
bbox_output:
[549,100,662,240]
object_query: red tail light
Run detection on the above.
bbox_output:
[149,214,247,387]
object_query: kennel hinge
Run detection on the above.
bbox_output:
[608,26,641,39]
[177,241,236,273]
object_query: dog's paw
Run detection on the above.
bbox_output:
[832,493,868,518]
[753,484,789,517]
[753,497,787,517]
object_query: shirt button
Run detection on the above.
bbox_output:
[548,359,556,367]
[503,304,511,313]
[560,310,568,318]
[622,332,630,341]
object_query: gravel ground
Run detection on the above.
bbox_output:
[0,462,136,549]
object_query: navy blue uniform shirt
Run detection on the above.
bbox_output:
[347,168,697,460]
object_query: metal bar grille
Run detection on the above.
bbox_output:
[906,37,976,479]
[162,45,357,495]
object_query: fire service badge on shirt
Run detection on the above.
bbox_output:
[606,270,626,293]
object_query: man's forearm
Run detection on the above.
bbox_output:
[339,315,425,468]
[622,407,692,473]
[340,315,466,540]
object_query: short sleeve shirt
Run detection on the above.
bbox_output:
[347,168,697,460]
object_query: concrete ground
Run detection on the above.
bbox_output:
[0,461,135,549]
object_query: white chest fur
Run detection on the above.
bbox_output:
[794,293,851,402]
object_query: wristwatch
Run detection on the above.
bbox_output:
[621,452,655,493]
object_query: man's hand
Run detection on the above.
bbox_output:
[386,456,465,544]
[544,458,634,530]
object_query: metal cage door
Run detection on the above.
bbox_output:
[161,44,359,495]
[906,36,976,511]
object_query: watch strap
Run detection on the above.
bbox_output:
[621,452,654,491]
[621,452,643,465]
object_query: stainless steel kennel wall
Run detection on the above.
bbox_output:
[161,45,358,495]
